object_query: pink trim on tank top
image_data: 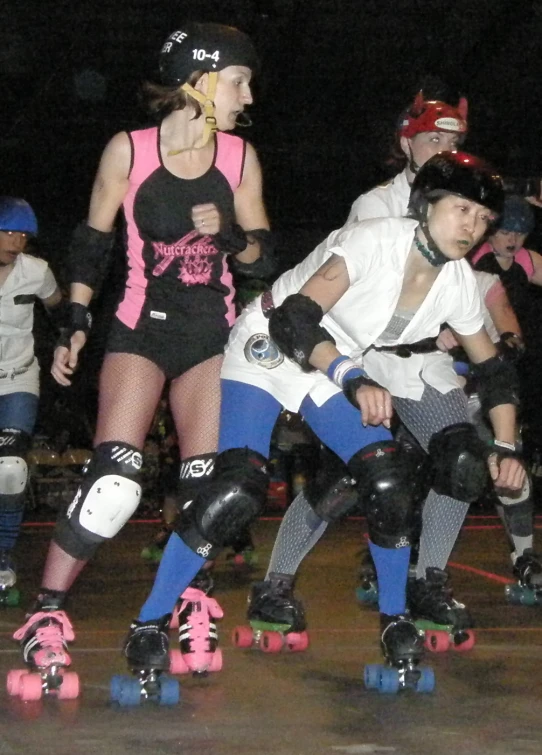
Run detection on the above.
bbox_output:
[117,129,160,328]
[472,241,534,280]
[116,127,245,329]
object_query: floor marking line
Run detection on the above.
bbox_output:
[448,560,513,584]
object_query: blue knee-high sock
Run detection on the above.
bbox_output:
[369,540,411,617]
[0,505,25,552]
[138,533,205,622]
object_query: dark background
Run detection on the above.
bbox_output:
[2,0,542,446]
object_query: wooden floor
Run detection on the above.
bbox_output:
[1,515,542,755]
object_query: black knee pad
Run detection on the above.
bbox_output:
[177,447,269,559]
[348,441,428,549]
[54,441,143,560]
[304,452,358,523]
[428,423,488,503]
[0,429,31,509]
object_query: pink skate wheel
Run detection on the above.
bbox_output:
[19,672,43,702]
[169,648,190,674]
[285,631,309,652]
[58,671,80,700]
[232,625,253,648]
[209,648,223,672]
[453,629,475,652]
[425,630,450,653]
[260,631,283,653]
[7,669,27,696]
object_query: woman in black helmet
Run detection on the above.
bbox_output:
[11,23,272,699]
[129,152,525,693]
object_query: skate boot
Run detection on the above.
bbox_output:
[355,549,378,605]
[169,586,224,676]
[169,565,216,633]
[365,614,434,694]
[226,527,258,571]
[0,550,20,607]
[111,614,179,706]
[505,549,542,606]
[140,525,172,564]
[7,610,79,701]
[408,567,475,652]
[232,573,309,653]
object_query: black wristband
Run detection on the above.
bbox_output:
[214,223,248,255]
[343,374,382,409]
[57,303,92,348]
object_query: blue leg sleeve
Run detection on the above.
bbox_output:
[369,540,411,616]
[219,380,282,456]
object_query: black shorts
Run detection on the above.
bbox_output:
[106,316,228,380]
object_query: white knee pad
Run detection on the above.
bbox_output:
[0,457,28,495]
[67,474,142,539]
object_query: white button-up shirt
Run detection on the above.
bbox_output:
[0,254,57,395]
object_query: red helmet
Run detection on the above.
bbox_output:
[399,91,468,139]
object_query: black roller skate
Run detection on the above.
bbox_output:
[0,550,20,607]
[140,524,172,565]
[365,613,434,694]
[111,615,179,706]
[232,573,309,653]
[226,526,258,571]
[505,549,542,606]
[169,568,223,677]
[408,567,475,652]
[355,549,378,605]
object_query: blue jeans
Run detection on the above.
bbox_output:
[0,392,39,435]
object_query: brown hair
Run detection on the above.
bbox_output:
[142,70,206,118]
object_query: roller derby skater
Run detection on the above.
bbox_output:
[0,198,63,614]
[232,573,309,653]
[8,596,80,702]
[135,152,523,698]
[14,22,272,706]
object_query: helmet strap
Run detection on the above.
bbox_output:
[168,72,219,155]
[415,226,449,267]
[407,143,421,175]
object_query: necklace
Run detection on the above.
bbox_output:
[414,233,447,267]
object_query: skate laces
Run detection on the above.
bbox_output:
[179,587,224,620]
[13,611,74,643]
[178,588,222,656]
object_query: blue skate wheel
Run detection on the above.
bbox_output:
[159,677,180,706]
[504,584,524,605]
[110,674,124,703]
[364,664,382,690]
[378,667,400,694]
[416,667,436,694]
[118,678,141,707]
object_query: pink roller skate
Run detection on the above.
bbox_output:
[7,611,79,701]
[169,587,223,676]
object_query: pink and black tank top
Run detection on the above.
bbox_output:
[116,127,246,337]
[472,241,534,325]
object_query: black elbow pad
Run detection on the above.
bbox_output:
[228,228,277,281]
[67,223,115,290]
[472,353,520,415]
[268,293,335,371]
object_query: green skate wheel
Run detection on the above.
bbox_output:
[5,587,20,607]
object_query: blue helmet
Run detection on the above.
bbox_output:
[498,195,535,235]
[0,197,38,235]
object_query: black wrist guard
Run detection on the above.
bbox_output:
[214,223,248,255]
[472,353,520,415]
[228,228,276,280]
[492,439,522,463]
[57,303,92,348]
[498,332,525,363]
[343,374,382,409]
[268,293,335,372]
[67,223,115,290]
